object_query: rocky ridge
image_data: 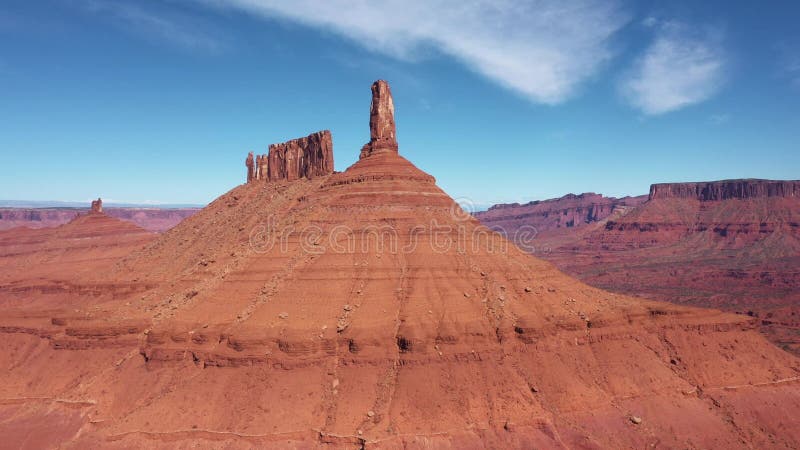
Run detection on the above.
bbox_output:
[476,193,647,236]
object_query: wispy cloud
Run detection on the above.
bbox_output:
[709,113,730,125]
[775,41,800,89]
[198,0,629,104]
[621,19,726,115]
[80,0,225,53]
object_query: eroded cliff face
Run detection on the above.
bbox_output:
[649,179,800,201]
[247,130,334,183]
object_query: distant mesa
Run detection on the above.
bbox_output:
[649,179,800,201]
[246,130,334,183]
[476,192,647,234]
[90,197,103,214]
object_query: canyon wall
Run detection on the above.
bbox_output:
[246,130,334,183]
[649,179,800,201]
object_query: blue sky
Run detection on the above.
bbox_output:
[1,0,798,207]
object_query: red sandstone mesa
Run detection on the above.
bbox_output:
[649,179,800,201]
[1,81,799,449]
[246,130,334,183]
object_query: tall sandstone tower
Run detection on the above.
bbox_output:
[360,80,398,158]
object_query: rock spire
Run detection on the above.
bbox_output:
[90,198,103,214]
[360,80,398,158]
[245,152,256,183]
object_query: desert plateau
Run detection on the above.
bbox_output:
[2,1,798,449]
[1,80,799,449]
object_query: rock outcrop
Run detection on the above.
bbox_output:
[246,130,334,183]
[90,198,102,214]
[649,179,800,201]
[245,152,255,183]
[257,154,268,181]
[360,80,398,158]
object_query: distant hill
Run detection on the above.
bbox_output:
[0,205,201,232]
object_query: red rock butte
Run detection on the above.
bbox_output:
[1,81,799,449]
[247,130,334,183]
[90,197,103,213]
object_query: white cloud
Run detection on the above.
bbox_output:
[621,21,726,115]
[198,0,629,104]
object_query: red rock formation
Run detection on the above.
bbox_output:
[257,153,268,181]
[649,179,800,201]
[360,80,398,158]
[491,183,800,355]
[254,154,262,180]
[265,130,333,182]
[0,207,199,232]
[3,81,800,449]
[245,152,255,183]
[476,193,647,236]
[90,198,102,214]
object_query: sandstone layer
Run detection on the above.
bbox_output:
[649,179,800,201]
[1,83,799,449]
